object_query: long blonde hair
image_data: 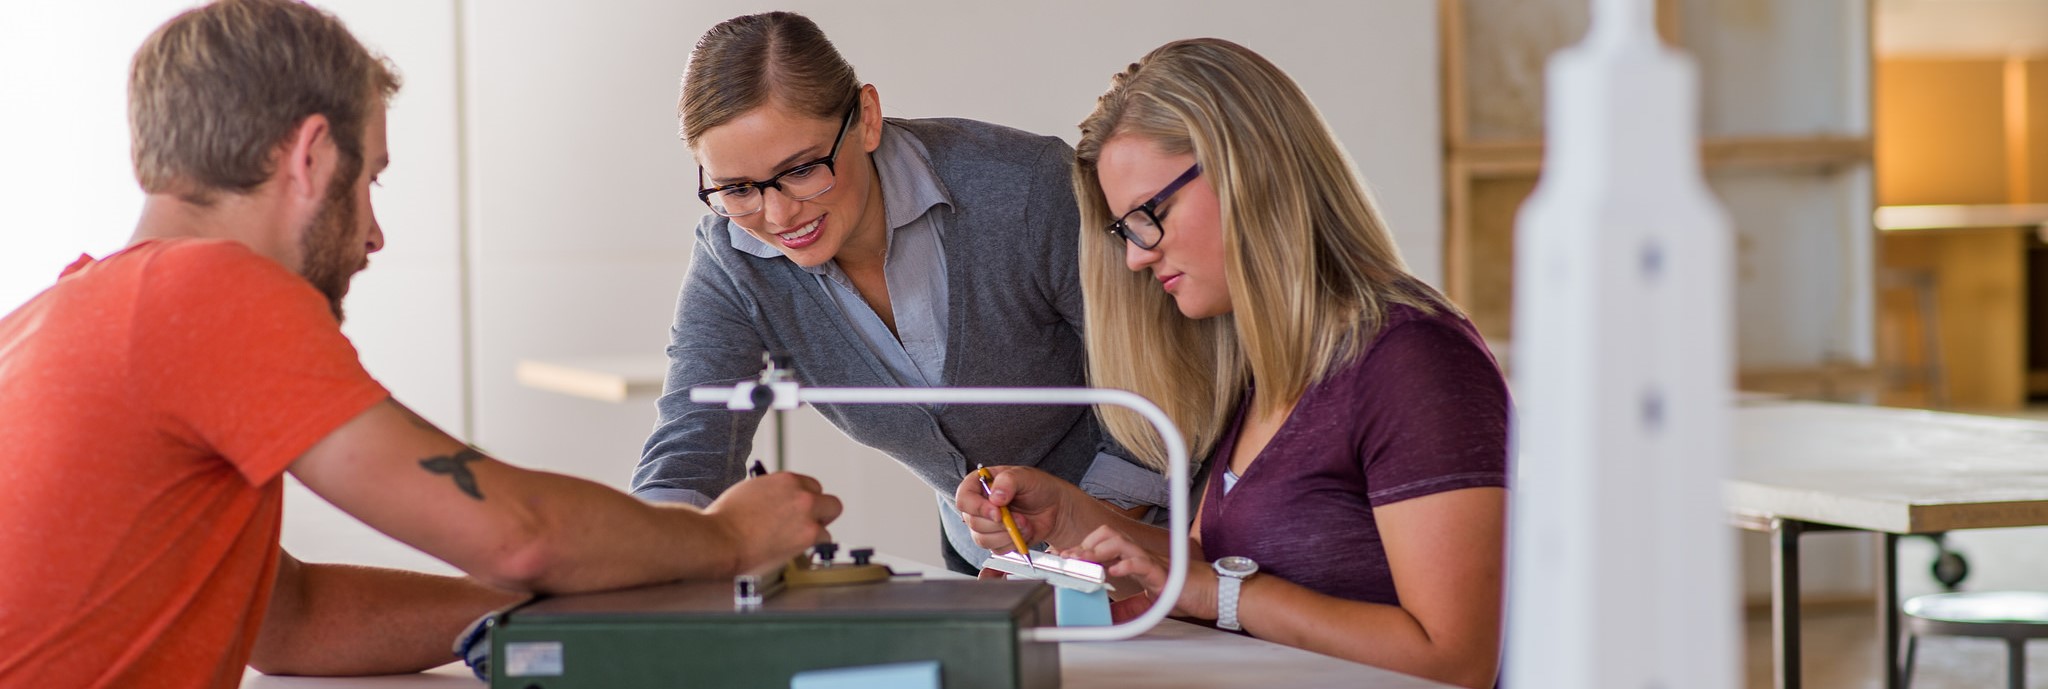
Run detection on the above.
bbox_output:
[1074,38,1449,470]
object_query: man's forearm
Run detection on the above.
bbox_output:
[252,556,524,676]
[491,467,745,592]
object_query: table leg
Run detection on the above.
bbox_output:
[1772,518,1804,689]
[1881,532,1901,689]
[2008,638,2026,689]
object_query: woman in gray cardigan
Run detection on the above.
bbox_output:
[632,11,1166,573]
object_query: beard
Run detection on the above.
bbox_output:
[298,175,363,323]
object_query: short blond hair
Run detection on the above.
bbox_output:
[129,0,401,204]
[1073,38,1448,470]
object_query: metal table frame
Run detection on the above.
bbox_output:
[1731,401,2048,689]
[1733,514,1903,689]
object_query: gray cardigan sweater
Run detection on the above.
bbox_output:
[633,118,1165,555]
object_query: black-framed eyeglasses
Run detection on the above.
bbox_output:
[1107,163,1202,250]
[696,102,859,219]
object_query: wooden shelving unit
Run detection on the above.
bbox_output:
[1874,54,2048,409]
[1440,0,1877,399]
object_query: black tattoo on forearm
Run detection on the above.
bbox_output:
[419,447,487,500]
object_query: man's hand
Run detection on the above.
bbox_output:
[704,471,843,574]
[952,466,1096,552]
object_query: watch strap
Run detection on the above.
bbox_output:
[1216,573,1243,631]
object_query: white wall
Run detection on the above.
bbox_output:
[1,1,1439,571]
[0,4,183,315]
[0,0,470,573]
[281,0,470,573]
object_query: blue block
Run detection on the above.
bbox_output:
[1056,586,1113,627]
[790,660,942,689]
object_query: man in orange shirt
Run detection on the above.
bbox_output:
[0,1,843,686]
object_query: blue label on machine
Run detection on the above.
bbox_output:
[790,659,942,689]
[504,641,564,677]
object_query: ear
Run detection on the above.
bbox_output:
[857,83,883,155]
[278,114,339,204]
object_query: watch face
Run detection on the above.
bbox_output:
[1216,556,1258,577]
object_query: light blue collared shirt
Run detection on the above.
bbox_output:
[727,121,951,388]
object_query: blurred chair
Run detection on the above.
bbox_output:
[1878,266,1948,408]
[1901,590,2048,689]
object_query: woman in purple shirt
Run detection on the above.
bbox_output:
[954,38,1509,687]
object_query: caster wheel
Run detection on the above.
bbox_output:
[1931,550,1969,591]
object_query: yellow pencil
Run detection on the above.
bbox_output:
[975,464,1036,572]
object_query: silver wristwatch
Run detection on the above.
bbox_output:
[1213,555,1259,631]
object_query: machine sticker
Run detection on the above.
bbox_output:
[504,641,564,677]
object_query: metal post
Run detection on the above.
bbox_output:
[1881,532,1901,689]
[2009,638,2026,689]
[1772,518,1803,689]
[774,408,786,473]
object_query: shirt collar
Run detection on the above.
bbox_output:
[725,120,954,263]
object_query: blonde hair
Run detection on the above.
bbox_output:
[677,12,860,146]
[129,0,400,205]
[1073,38,1449,471]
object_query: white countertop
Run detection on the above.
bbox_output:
[513,355,670,403]
[1874,203,2048,239]
[1731,400,2048,533]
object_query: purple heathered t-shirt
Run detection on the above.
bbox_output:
[1198,302,1510,611]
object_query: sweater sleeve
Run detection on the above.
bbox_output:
[633,219,773,505]
[1026,137,1086,338]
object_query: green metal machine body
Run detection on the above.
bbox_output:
[486,578,1060,689]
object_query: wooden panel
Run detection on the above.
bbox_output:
[1876,58,2010,206]
[1463,177,1537,343]
[1945,227,2033,410]
[1456,0,1586,142]
[1702,136,1872,169]
[1736,365,1883,402]
[1450,0,1682,143]
[1880,228,2028,410]
[1454,136,1871,178]
[2031,58,2048,203]
[1440,0,1467,148]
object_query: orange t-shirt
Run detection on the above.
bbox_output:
[0,238,389,688]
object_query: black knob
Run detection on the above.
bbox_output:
[850,548,874,566]
[813,542,839,562]
[748,384,775,409]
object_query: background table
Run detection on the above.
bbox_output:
[1732,400,2048,689]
